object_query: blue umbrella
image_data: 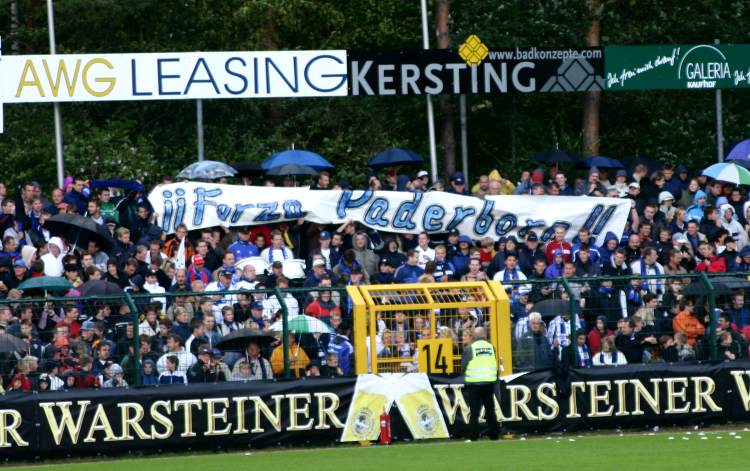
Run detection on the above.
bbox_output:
[265,163,318,176]
[177,160,237,180]
[576,155,624,169]
[262,150,333,171]
[727,139,750,162]
[367,148,423,168]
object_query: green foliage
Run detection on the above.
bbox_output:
[0,0,749,190]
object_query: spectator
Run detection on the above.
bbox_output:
[188,348,227,383]
[102,364,128,388]
[394,250,424,283]
[236,340,273,380]
[156,334,196,374]
[592,336,628,366]
[271,332,310,378]
[158,355,187,384]
[569,330,592,367]
[672,298,704,347]
[545,226,572,264]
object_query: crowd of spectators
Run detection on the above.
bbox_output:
[0,161,749,392]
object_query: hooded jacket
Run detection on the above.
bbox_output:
[352,233,379,277]
[596,232,620,266]
[686,190,707,222]
[40,237,65,276]
[720,204,748,249]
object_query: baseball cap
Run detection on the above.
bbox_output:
[451,172,466,184]
[109,364,124,375]
[458,235,473,245]
[319,231,331,240]
[81,320,96,330]
[526,231,539,242]
[615,169,627,178]
[449,228,460,236]
[198,348,212,356]
[193,254,205,265]
[13,259,26,268]
[146,268,159,277]
[219,269,233,278]
[251,301,263,310]
[628,182,640,189]
[417,170,429,178]
[211,348,223,358]
[312,259,326,267]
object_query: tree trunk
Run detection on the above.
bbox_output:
[582,0,601,156]
[435,0,456,176]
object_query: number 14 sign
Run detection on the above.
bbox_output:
[417,338,454,374]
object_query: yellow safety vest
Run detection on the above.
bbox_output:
[465,340,498,383]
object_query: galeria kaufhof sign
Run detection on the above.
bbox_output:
[2,362,750,459]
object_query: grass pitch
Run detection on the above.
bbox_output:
[10,430,750,471]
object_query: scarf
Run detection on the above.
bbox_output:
[175,237,186,269]
[503,267,519,281]
[599,285,614,295]
[627,287,641,304]
[577,345,591,367]
[268,246,290,263]
[597,351,618,364]
[249,358,268,380]
[640,258,663,293]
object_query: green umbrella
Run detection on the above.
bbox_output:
[269,315,333,334]
[17,276,74,293]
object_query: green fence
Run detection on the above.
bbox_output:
[1,273,748,389]
[504,272,750,372]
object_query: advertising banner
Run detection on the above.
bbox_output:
[1,50,348,103]
[1,363,750,459]
[148,183,630,243]
[605,44,750,90]
[348,43,604,96]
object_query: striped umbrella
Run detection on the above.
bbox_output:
[269,315,333,334]
[701,162,750,185]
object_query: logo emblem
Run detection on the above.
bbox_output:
[459,35,489,66]
[416,405,438,436]
[352,408,375,439]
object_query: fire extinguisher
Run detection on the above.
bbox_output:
[379,408,392,445]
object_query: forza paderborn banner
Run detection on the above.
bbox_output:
[148,183,630,242]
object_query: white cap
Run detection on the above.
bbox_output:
[417,170,429,178]
[658,191,674,203]
[628,182,640,189]
[312,259,326,267]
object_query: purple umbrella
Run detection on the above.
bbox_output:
[727,139,750,162]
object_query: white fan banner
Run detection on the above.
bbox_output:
[148,182,630,242]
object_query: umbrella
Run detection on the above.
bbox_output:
[269,315,333,334]
[682,276,750,296]
[701,163,750,186]
[17,276,73,293]
[177,160,237,180]
[216,328,275,351]
[43,213,115,251]
[532,299,569,319]
[367,148,423,168]
[265,163,319,176]
[231,162,264,178]
[575,156,625,169]
[78,280,124,297]
[262,150,334,171]
[0,333,28,354]
[531,149,579,164]
[727,139,750,162]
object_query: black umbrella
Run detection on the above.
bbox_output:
[0,333,28,353]
[682,276,750,296]
[265,163,319,176]
[231,162,264,178]
[533,299,569,319]
[44,213,115,252]
[79,280,124,297]
[367,148,423,168]
[216,329,275,352]
[531,149,579,164]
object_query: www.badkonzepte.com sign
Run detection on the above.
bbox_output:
[2,363,750,459]
[605,44,750,90]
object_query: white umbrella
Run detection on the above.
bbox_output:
[269,315,333,334]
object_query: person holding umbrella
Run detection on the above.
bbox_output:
[271,331,310,378]
[237,340,273,380]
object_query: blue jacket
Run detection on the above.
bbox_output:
[394,264,424,283]
[327,334,354,375]
[686,190,707,222]
[228,240,259,260]
[596,231,620,266]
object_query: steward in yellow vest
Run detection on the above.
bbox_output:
[461,327,500,441]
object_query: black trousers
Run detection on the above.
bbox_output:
[466,382,500,440]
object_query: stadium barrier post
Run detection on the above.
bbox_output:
[560,277,577,363]
[274,287,291,378]
[124,292,141,386]
[699,272,718,361]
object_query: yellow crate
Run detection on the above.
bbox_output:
[346,281,511,376]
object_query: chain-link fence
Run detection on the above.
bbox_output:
[505,272,750,372]
[1,272,749,391]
